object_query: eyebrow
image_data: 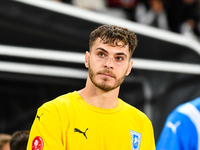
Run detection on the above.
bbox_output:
[96,47,128,58]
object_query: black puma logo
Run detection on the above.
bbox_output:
[74,128,88,139]
[37,113,43,121]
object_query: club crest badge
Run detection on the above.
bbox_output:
[130,130,141,150]
[32,136,44,150]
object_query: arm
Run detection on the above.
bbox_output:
[27,101,67,150]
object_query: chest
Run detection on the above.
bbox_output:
[65,109,142,150]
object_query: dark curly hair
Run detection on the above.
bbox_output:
[89,25,137,59]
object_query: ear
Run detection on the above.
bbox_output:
[126,60,133,76]
[85,51,90,68]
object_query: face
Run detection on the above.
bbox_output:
[85,38,133,91]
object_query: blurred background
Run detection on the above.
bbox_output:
[0,0,200,142]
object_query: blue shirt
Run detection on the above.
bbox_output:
[156,97,200,150]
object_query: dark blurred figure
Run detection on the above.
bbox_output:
[10,131,29,150]
[134,0,169,30]
[164,0,200,40]
[0,133,11,150]
[106,0,140,20]
[70,0,139,19]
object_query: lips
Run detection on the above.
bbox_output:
[98,70,115,78]
[101,73,113,78]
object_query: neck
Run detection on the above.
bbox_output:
[78,80,120,109]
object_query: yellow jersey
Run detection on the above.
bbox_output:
[27,91,155,150]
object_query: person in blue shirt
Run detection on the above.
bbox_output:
[156,97,200,150]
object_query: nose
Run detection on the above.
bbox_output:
[104,57,114,69]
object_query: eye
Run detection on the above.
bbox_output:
[116,56,124,61]
[98,52,105,57]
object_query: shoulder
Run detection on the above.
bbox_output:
[39,91,78,111]
[174,97,200,118]
[121,100,151,122]
[122,100,146,115]
[166,98,200,128]
[190,97,200,111]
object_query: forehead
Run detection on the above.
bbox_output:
[91,38,129,54]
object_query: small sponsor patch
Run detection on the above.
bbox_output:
[32,136,44,150]
[130,130,141,150]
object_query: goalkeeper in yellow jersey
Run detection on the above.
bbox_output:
[27,25,155,150]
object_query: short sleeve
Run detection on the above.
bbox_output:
[26,101,66,150]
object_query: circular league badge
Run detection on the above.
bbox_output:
[32,136,44,150]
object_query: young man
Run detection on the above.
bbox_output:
[26,25,155,150]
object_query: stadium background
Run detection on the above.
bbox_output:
[0,0,200,142]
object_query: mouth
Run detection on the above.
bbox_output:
[100,73,113,78]
[98,70,115,79]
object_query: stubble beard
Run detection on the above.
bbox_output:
[88,62,127,92]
